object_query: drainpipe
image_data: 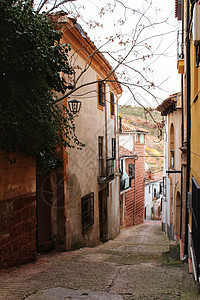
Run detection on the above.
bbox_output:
[180,0,184,240]
[184,0,191,256]
[105,86,108,171]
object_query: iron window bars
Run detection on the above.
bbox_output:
[98,80,105,107]
[81,192,94,234]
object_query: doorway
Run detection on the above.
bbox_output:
[98,189,108,241]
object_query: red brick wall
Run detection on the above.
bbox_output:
[134,143,145,224]
[124,158,135,228]
[123,144,145,227]
[0,152,36,268]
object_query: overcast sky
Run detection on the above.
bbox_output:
[50,0,181,108]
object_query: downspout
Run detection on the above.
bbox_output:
[184,0,191,256]
[105,88,108,172]
[180,0,184,241]
[116,94,122,174]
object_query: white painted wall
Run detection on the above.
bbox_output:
[145,180,162,220]
[119,133,134,152]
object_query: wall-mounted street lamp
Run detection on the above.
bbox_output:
[68,99,81,115]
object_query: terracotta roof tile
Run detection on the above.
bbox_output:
[119,146,136,157]
[121,122,148,133]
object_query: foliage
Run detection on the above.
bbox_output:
[0,0,84,171]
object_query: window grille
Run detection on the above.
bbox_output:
[98,80,105,107]
[128,164,135,178]
[112,138,116,159]
[110,92,115,116]
[81,192,94,234]
[98,137,103,177]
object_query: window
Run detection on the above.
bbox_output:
[112,138,116,159]
[98,80,105,107]
[98,137,103,176]
[81,192,94,234]
[163,176,166,197]
[119,116,122,132]
[159,182,163,194]
[136,133,144,143]
[120,159,123,173]
[154,188,156,198]
[128,164,135,178]
[110,92,115,116]
[149,185,151,194]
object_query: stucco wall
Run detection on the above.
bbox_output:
[163,108,182,240]
[62,42,120,249]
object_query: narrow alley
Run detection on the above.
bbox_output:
[0,221,199,300]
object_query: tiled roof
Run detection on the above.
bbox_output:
[121,122,148,133]
[119,146,136,157]
[156,92,181,116]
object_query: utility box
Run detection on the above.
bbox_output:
[193,3,200,45]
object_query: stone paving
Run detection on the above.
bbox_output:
[0,221,200,300]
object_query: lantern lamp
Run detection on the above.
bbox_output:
[68,99,81,114]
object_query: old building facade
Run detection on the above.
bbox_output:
[119,122,147,228]
[36,14,123,252]
[157,93,182,242]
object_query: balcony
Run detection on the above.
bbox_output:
[177,30,184,74]
[120,177,132,192]
[98,157,115,183]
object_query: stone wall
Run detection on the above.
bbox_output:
[0,151,36,268]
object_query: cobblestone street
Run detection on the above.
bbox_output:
[0,221,199,300]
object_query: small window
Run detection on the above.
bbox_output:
[98,80,105,107]
[120,159,123,173]
[149,185,151,194]
[110,92,115,116]
[170,150,174,168]
[81,192,94,234]
[163,176,166,197]
[112,138,116,159]
[98,136,103,159]
[136,133,140,143]
[98,137,103,176]
[154,188,156,198]
[129,164,135,178]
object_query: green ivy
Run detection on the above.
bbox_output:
[0,0,84,172]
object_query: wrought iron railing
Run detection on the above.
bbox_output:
[98,157,115,182]
[106,157,115,181]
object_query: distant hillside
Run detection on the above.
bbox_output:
[119,105,164,176]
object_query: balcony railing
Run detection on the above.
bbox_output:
[98,157,115,183]
[120,177,132,192]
